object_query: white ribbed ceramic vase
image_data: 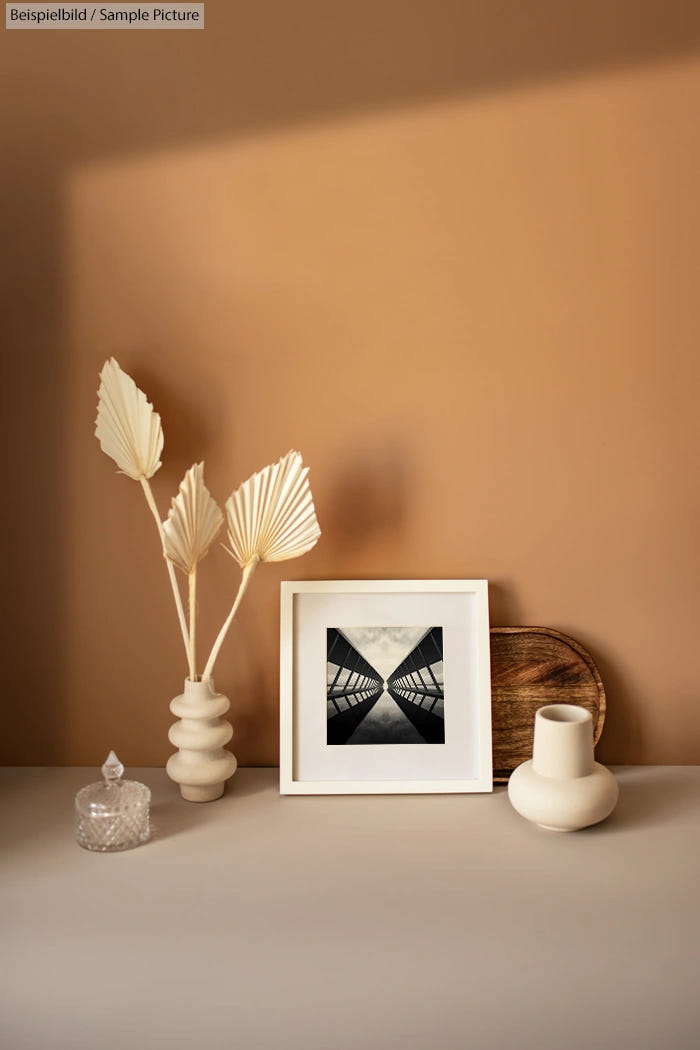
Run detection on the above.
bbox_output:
[508,704,618,832]
[166,678,238,802]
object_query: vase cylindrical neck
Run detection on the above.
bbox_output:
[532,704,595,779]
[183,677,217,698]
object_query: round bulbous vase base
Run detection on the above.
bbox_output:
[166,750,238,803]
[508,760,619,833]
[180,783,225,803]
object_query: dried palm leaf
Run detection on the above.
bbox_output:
[202,451,320,680]
[163,464,224,679]
[95,358,190,669]
[95,358,163,480]
[163,463,223,575]
[224,450,321,568]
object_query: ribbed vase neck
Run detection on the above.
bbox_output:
[183,677,218,699]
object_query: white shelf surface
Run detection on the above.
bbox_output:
[1,766,699,1050]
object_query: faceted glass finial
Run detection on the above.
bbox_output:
[102,750,124,785]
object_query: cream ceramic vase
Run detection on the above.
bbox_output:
[166,678,238,802]
[508,704,618,832]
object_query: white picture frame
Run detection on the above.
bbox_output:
[280,580,492,794]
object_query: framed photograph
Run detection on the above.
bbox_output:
[280,580,492,794]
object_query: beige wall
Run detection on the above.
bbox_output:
[2,3,699,767]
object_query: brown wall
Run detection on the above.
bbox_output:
[2,3,699,767]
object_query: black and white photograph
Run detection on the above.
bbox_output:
[326,626,445,745]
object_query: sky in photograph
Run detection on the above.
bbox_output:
[338,626,432,680]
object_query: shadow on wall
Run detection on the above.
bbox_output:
[2,1,699,761]
[487,581,528,626]
[323,443,410,562]
[4,3,699,167]
[130,358,229,484]
[585,640,646,766]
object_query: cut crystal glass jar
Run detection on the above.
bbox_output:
[75,751,151,851]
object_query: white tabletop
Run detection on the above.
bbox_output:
[1,766,699,1050]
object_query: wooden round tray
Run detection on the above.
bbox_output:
[490,626,606,782]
